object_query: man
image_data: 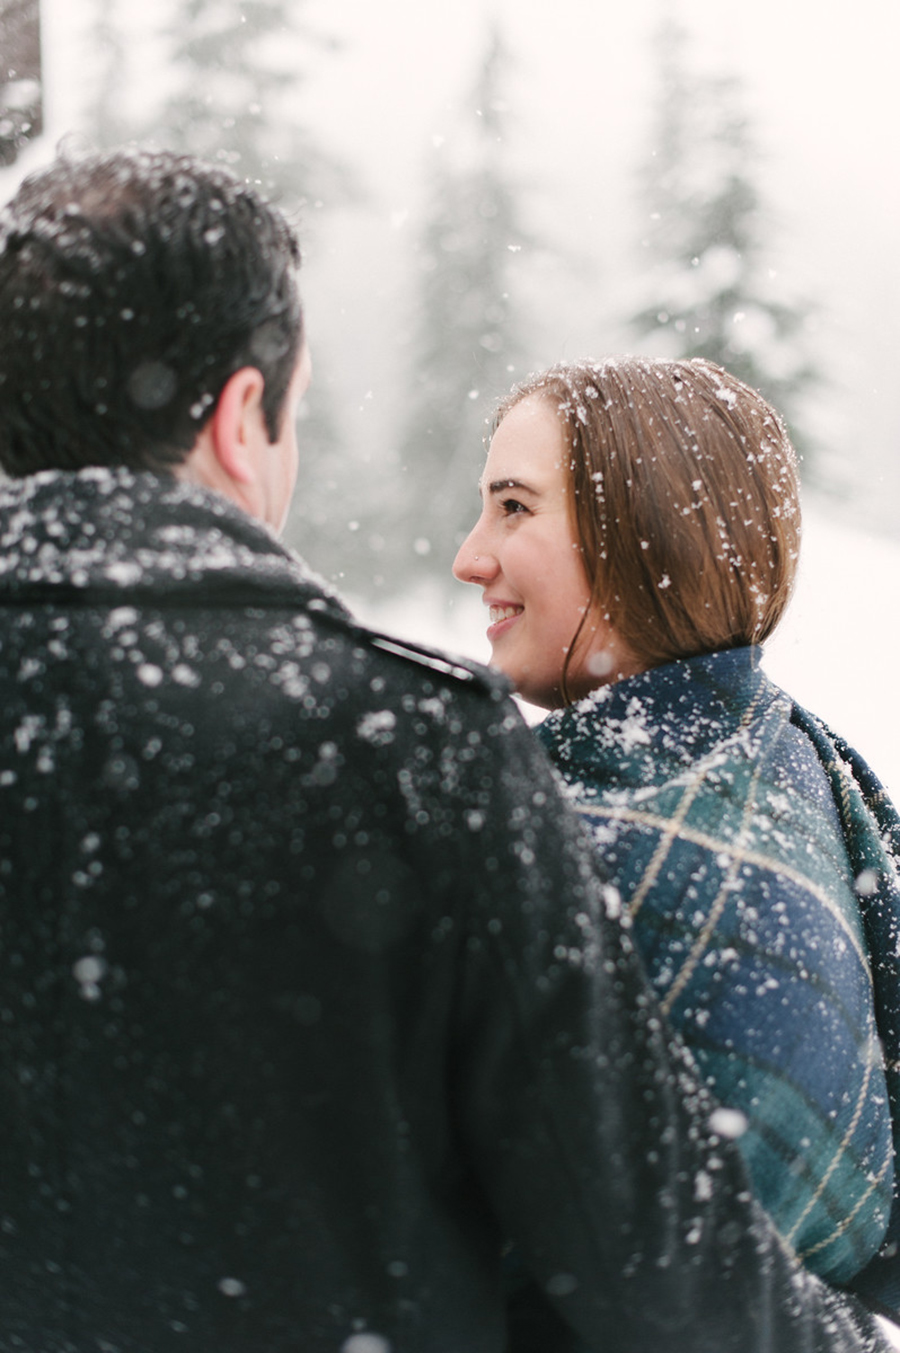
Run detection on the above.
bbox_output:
[0,146,890,1351]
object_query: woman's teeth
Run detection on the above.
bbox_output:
[490,605,522,623]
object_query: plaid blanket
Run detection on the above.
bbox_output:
[537,646,900,1310]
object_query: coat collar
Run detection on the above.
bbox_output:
[0,467,349,619]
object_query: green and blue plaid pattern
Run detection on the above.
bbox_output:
[538,646,899,1299]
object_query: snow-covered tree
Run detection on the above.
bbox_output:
[146,0,356,582]
[81,0,132,147]
[384,27,530,587]
[0,0,43,166]
[632,15,817,449]
[155,0,347,212]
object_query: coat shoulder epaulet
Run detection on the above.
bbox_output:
[305,597,511,701]
[365,628,511,698]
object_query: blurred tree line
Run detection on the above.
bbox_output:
[12,0,818,601]
[0,0,43,165]
[630,15,817,452]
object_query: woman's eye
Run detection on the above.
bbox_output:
[500,498,528,516]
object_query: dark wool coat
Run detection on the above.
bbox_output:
[537,648,900,1310]
[0,470,888,1353]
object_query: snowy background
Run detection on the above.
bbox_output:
[6,0,899,529]
[298,0,900,514]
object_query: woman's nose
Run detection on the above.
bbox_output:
[452,524,494,585]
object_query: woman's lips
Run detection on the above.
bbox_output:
[486,603,523,641]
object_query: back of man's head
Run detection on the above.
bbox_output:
[0,146,303,476]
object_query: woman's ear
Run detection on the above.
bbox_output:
[206,367,268,487]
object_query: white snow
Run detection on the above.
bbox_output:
[764,504,900,797]
[709,1106,749,1140]
[216,1277,247,1298]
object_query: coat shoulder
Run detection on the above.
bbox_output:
[307,600,512,703]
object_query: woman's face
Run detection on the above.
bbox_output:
[453,393,637,709]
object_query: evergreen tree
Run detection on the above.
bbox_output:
[0,0,43,166]
[82,0,132,148]
[632,15,817,448]
[385,27,530,588]
[147,0,357,582]
[155,0,346,212]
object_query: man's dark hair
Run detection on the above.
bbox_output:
[0,146,303,474]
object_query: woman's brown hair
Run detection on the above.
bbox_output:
[494,357,801,698]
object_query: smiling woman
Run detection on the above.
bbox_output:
[454,356,900,1316]
[454,358,799,707]
[453,392,640,706]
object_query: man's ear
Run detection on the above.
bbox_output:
[207,367,268,486]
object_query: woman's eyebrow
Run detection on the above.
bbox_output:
[482,476,541,496]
